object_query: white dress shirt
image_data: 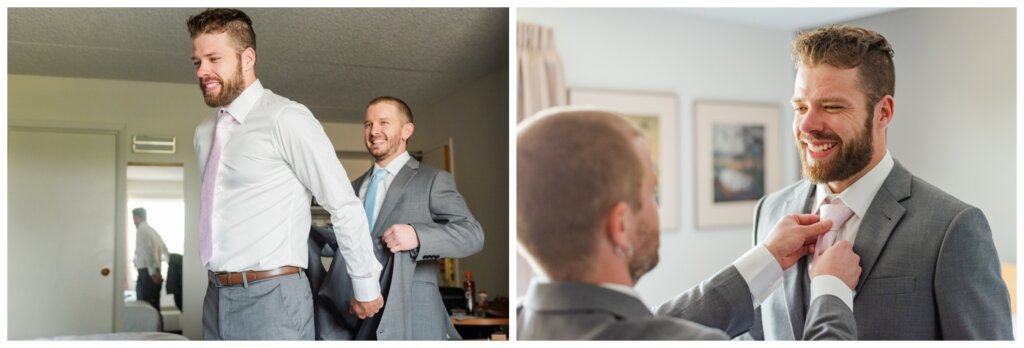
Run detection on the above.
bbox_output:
[733,151,893,311]
[357,151,412,225]
[194,79,382,301]
[133,221,168,275]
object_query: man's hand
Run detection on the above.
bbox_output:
[151,273,163,284]
[382,224,419,253]
[763,214,832,270]
[810,240,862,290]
[349,295,384,319]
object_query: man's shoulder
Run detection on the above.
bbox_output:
[257,89,314,120]
[593,316,729,340]
[518,304,725,340]
[903,173,973,212]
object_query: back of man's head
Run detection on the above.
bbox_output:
[517,108,644,281]
[132,207,147,221]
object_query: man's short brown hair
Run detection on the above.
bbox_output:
[517,108,644,280]
[187,8,256,53]
[793,25,895,109]
[368,96,414,124]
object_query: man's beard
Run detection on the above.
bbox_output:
[627,214,660,283]
[201,60,245,108]
[369,136,403,161]
[798,115,874,183]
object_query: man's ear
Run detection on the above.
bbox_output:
[402,122,414,142]
[603,202,632,251]
[874,95,895,131]
[242,47,256,73]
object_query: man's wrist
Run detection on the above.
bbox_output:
[351,276,382,302]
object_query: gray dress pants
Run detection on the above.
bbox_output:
[203,271,314,340]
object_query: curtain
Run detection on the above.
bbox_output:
[517,22,566,122]
[516,22,566,296]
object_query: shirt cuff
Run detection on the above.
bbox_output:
[732,244,784,308]
[351,276,382,302]
[810,275,854,310]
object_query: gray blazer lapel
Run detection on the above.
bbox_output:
[852,162,910,293]
[784,182,814,338]
[372,159,420,237]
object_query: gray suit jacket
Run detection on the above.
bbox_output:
[518,266,856,340]
[339,158,484,340]
[748,161,1012,340]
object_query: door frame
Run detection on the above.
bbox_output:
[9,119,127,333]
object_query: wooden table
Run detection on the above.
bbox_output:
[451,316,509,340]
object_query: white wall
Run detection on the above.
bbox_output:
[517,8,796,306]
[841,8,1016,262]
[9,75,210,339]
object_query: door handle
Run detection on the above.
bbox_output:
[100,267,111,276]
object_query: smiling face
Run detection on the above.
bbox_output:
[364,101,414,165]
[792,64,880,185]
[192,32,249,107]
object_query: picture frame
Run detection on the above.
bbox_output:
[569,88,679,231]
[694,100,782,228]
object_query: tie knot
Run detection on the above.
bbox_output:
[371,168,387,181]
[819,200,854,230]
[217,110,234,126]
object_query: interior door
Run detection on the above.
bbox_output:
[8,127,118,339]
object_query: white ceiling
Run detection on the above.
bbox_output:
[8,8,509,123]
[663,8,897,31]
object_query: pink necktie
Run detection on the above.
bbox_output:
[199,110,233,266]
[813,199,853,262]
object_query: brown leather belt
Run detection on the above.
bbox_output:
[209,266,301,287]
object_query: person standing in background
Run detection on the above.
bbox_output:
[132,207,169,312]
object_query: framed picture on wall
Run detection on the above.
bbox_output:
[569,88,679,232]
[694,100,782,229]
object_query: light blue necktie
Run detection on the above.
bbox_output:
[363,168,386,233]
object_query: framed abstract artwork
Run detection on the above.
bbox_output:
[694,100,782,228]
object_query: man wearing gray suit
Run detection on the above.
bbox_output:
[517,108,863,340]
[748,25,1012,340]
[347,96,485,339]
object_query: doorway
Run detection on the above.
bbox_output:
[125,163,184,333]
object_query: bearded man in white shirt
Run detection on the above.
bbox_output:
[188,8,383,340]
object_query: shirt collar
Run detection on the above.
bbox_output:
[374,151,411,177]
[814,150,894,218]
[220,79,264,124]
[534,278,645,303]
[597,282,644,302]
